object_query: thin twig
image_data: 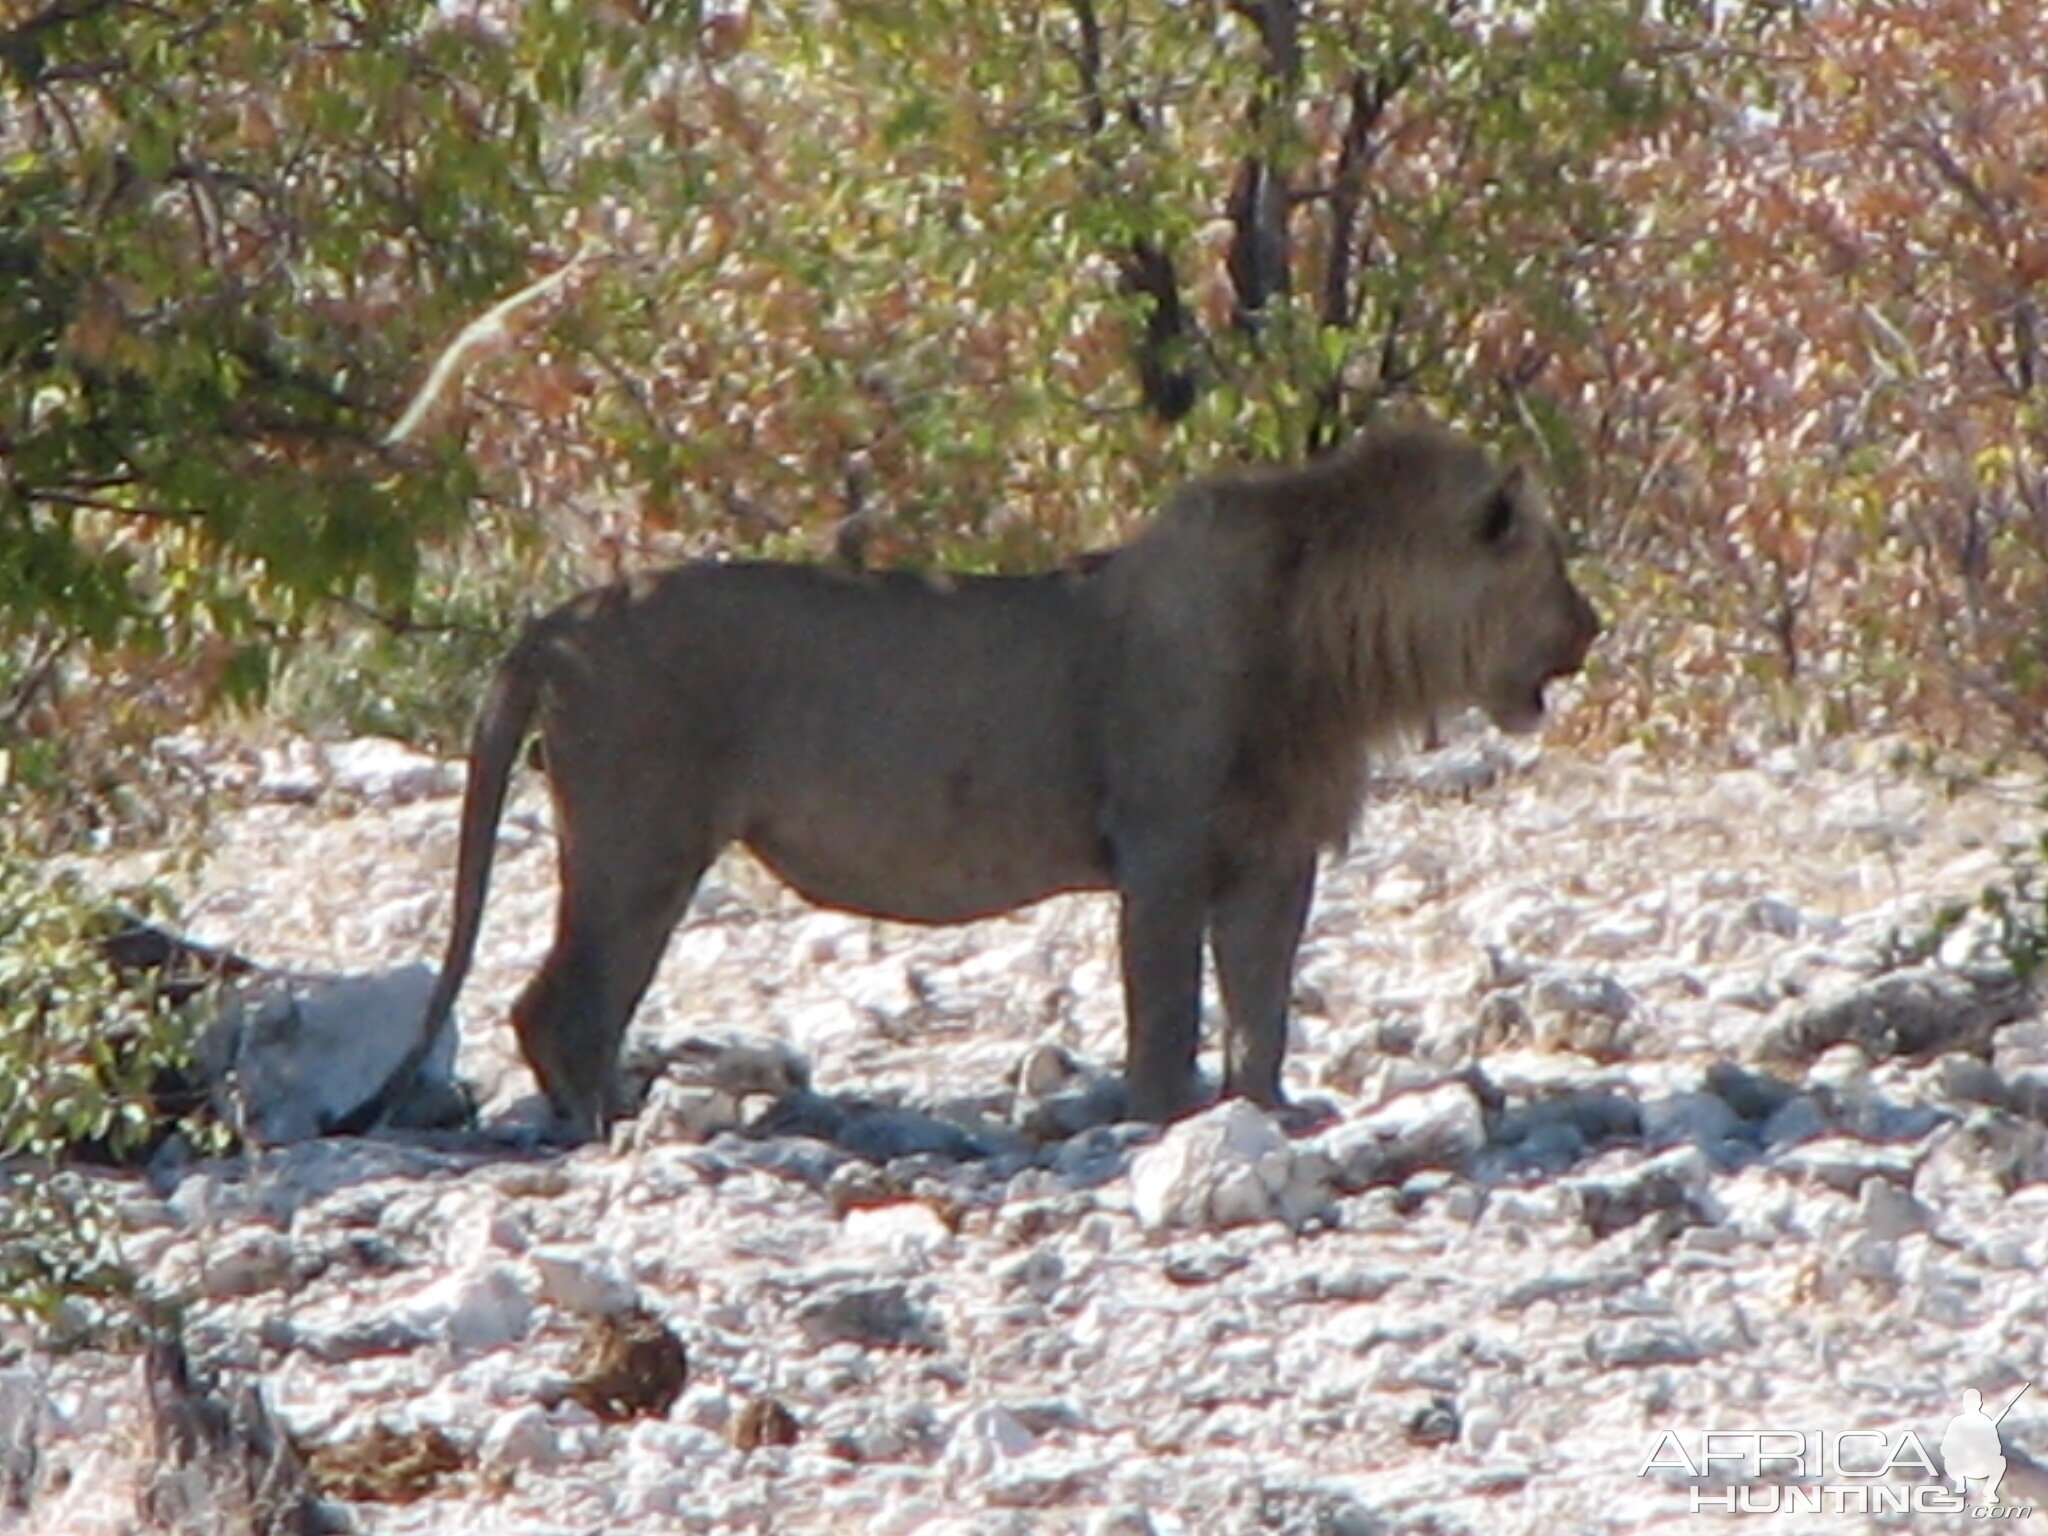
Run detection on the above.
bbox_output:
[30,488,205,520]
[0,636,67,733]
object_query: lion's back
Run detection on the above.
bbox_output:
[528,560,1119,918]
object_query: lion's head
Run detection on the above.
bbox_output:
[1273,421,1600,743]
[1149,420,1599,850]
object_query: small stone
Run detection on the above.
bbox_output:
[478,1404,561,1473]
[1162,1243,1249,1286]
[198,1227,295,1300]
[731,1395,802,1451]
[560,1305,688,1423]
[708,1132,845,1189]
[1529,970,1639,1059]
[1532,971,1637,1020]
[1019,1076,1130,1144]
[1581,913,1662,960]
[1829,1232,1898,1285]
[1757,965,2030,1065]
[836,1105,986,1162]
[1478,944,1534,991]
[783,996,869,1058]
[1914,1113,2048,1210]
[1461,1403,1505,1454]
[941,1403,1036,1479]
[1408,740,1513,795]
[1006,1400,1088,1437]
[401,1261,534,1354]
[1451,1177,1498,1222]
[1932,1052,2008,1107]
[1758,1091,1829,1147]
[841,1201,954,1250]
[659,1032,813,1098]
[307,1420,466,1502]
[1473,991,1535,1051]
[1322,1080,1486,1191]
[1993,1017,2048,1079]
[1678,1223,1739,1254]
[294,1313,436,1362]
[1085,1507,1160,1536]
[2008,1067,2048,1120]
[628,1080,743,1147]
[795,1284,942,1351]
[1856,1176,1928,1240]
[1017,1039,1086,1097]
[1569,1146,1717,1240]
[324,737,462,805]
[1401,1394,1460,1444]
[1640,1090,1743,1151]
[1703,1060,1798,1122]
[674,1384,735,1435]
[0,1369,39,1504]
[1481,1113,1586,1178]
[824,1160,899,1216]
[1741,896,1803,939]
[1048,1124,1144,1186]
[529,1245,637,1318]
[1775,1135,1920,1194]
[818,1400,939,1464]
[1588,1320,1706,1368]
[255,740,326,803]
[1806,1041,1872,1096]
[618,1422,706,1519]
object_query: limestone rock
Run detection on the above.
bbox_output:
[1756,963,2032,1066]
[1127,1100,1334,1231]
[529,1245,637,1318]
[1322,1080,1487,1191]
[795,1283,943,1351]
[198,963,461,1143]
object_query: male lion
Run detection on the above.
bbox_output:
[355,421,1599,1141]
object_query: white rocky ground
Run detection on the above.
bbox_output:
[7,730,2048,1535]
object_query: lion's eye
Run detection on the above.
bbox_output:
[1480,487,1517,546]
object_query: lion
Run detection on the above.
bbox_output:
[348,420,1599,1141]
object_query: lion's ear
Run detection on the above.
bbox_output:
[1479,469,1524,547]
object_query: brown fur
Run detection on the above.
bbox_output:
[348,420,1600,1140]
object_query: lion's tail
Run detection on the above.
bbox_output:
[327,631,546,1135]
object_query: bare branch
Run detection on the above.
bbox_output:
[1066,0,1107,136]
[384,248,597,448]
[30,488,206,521]
[1060,0,1200,423]
[0,633,69,734]
[324,592,488,639]
[1897,126,2007,237]
[1120,238,1198,422]
[1223,0,1301,332]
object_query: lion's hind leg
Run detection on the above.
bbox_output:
[511,843,711,1142]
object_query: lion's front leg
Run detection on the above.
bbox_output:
[1211,853,1317,1109]
[1116,868,1209,1122]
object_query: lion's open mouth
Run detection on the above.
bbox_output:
[1489,681,1549,735]
[1487,667,1575,735]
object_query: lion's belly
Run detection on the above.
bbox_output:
[750,846,1103,925]
[739,756,1112,925]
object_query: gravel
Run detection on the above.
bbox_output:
[7,731,2048,1533]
